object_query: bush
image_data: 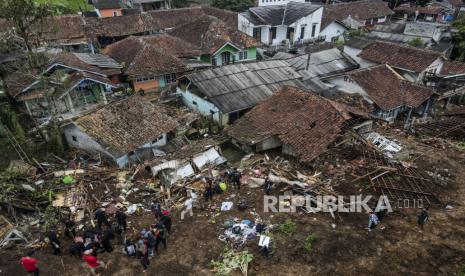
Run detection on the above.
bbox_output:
[279,219,297,235]
[303,234,317,253]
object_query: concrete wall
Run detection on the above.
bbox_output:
[238,6,323,46]
[132,77,161,92]
[63,124,116,162]
[178,87,229,126]
[98,8,123,17]
[320,21,346,42]
[255,136,282,152]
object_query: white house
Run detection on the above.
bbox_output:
[238,2,324,46]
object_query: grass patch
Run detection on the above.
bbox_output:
[278,219,297,235]
[456,142,465,151]
[303,234,317,253]
[34,0,93,14]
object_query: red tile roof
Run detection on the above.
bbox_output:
[102,36,190,79]
[76,95,179,156]
[394,3,444,15]
[440,61,465,76]
[358,41,442,73]
[348,65,433,110]
[226,86,368,163]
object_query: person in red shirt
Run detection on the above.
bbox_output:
[82,249,105,275]
[20,251,39,276]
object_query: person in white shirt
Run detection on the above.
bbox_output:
[181,197,194,220]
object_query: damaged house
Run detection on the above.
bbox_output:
[177,60,305,126]
[238,2,323,46]
[169,16,260,66]
[103,35,191,95]
[5,52,121,120]
[226,85,368,163]
[324,64,434,122]
[358,41,444,83]
[63,95,179,168]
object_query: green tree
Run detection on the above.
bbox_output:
[452,15,465,61]
[408,37,425,48]
[171,0,190,8]
[0,0,51,64]
[212,0,254,12]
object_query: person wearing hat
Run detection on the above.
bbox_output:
[160,210,172,233]
[83,249,105,275]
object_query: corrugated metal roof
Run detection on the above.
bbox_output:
[186,60,304,113]
[246,2,321,26]
[74,53,123,69]
[274,48,359,78]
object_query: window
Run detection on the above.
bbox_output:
[165,73,177,83]
[300,26,306,39]
[239,50,248,60]
[72,135,77,142]
[270,27,277,39]
[192,101,197,105]
[152,135,163,144]
[113,11,118,17]
[253,27,261,40]
[311,23,317,37]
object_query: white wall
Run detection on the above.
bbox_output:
[178,87,229,126]
[63,124,115,161]
[293,6,323,43]
[320,21,346,42]
[343,46,376,69]
[238,6,323,46]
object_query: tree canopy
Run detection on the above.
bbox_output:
[211,0,254,12]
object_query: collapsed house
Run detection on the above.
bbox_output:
[169,16,260,66]
[63,95,179,167]
[357,41,444,83]
[102,35,191,95]
[5,52,122,121]
[177,60,305,126]
[324,64,434,122]
[226,85,368,163]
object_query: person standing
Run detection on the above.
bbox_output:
[135,239,150,272]
[82,250,106,276]
[154,224,167,251]
[20,251,39,276]
[180,197,194,220]
[47,229,61,255]
[204,179,213,202]
[101,228,114,253]
[264,177,273,195]
[417,207,429,230]
[150,202,162,219]
[231,168,242,190]
[160,210,172,233]
[94,208,110,229]
[142,229,156,257]
[367,212,379,232]
[115,209,127,231]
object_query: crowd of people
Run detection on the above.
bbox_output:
[19,167,245,275]
[20,204,172,275]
